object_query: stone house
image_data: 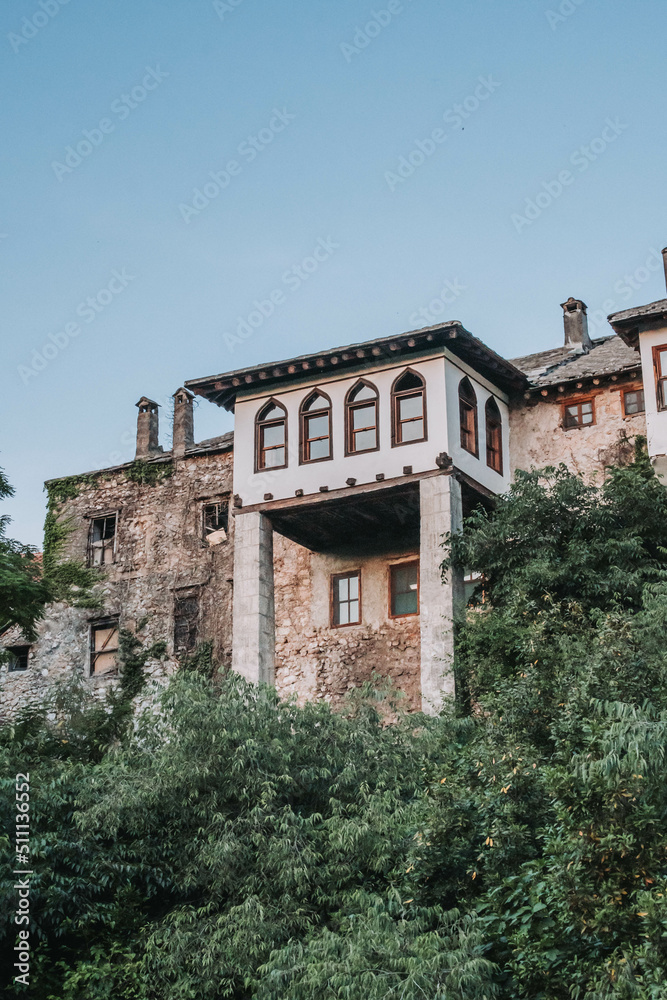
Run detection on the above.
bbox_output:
[3,259,661,719]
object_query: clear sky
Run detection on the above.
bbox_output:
[2,0,667,545]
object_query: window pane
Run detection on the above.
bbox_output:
[309,438,330,460]
[348,599,359,623]
[307,414,329,438]
[94,627,117,651]
[401,418,424,442]
[264,446,285,467]
[354,428,376,451]
[352,403,375,429]
[350,383,376,401]
[399,394,423,420]
[394,591,418,615]
[659,351,667,377]
[337,576,349,601]
[625,390,644,414]
[391,564,419,615]
[94,651,117,675]
[262,423,285,447]
[304,394,328,412]
[261,404,283,421]
[348,575,359,600]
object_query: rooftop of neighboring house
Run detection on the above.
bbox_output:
[510,334,640,388]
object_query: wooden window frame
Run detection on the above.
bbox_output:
[255,398,288,473]
[485,397,503,475]
[458,378,479,458]
[652,344,667,411]
[345,380,380,456]
[202,499,228,543]
[622,386,645,417]
[391,369,427,447]
[388,559,420,619]
[330,570,362,627]
[89,618,120,676]
[561,396,596,430]
[299,390,333,465]
[87,512,117,567]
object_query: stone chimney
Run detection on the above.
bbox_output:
[561,297,592,353]
[172,388,195,459]
[135,397,161,459]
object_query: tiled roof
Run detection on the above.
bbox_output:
[510,335,640,387]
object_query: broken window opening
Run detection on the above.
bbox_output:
[6,645,30,672]
[88,513,117,567]
[203,500,228,545]
[389,560,419,617]
[90,619,119,676]
[174,593,199,656]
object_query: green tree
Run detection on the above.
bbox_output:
[0,466,50,640]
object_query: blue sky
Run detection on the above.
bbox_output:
[2,0,667,545]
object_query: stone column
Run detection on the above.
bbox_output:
[419,473,463,714]
[231,511,275,685]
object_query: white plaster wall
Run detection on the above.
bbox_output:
[444,354,511,494]
[638,325,667,459]
[233,356,449,505]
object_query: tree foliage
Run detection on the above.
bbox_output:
[2,455,667,998]
[0,467,50,640]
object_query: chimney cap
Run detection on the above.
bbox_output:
[560,296,588,314]
[136,396,159,411]
[172,387,195,400]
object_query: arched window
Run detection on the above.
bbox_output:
[391,369,426,445]
[458,378,478,457]
[255,399,287,471]
[300,390,332,463]
[485,397,503,474]
[345,380,379,454]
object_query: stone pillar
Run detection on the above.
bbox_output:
[419,473,463,714]
[231,511,275,685]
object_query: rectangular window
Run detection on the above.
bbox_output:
[389,561,419,617]
[486,420,503,474]
[88,513,117,566]
[90,619,119,675]
[174,593,199,655]
[303,412,331,461]
[203,501,228,544]
[6,645,30,672]
[349,403,378,453]
[460,401,478,455]
[623,387,645,416]
[331,572,361,627]
[562,398,595,429]
[653,345,667,411]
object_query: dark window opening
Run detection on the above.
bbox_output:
[331,571,361,626]
[174,594,199,655]
[300,391,332,463]
[485,397,503,474]
[346,381,378,454]
[392,370,426,445]
[88,514,117,567]
[389,561,419,617]
[7,645,30,672]
[563,398,594,428]
[203,501,228,545]
[256,401,287,470]
[459,378,478,457]
[623,387,645,416]
[90,619,119,676]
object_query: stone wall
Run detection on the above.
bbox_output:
[0,447,234,719]
[509,381,647,479]
[273,534,422,711]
